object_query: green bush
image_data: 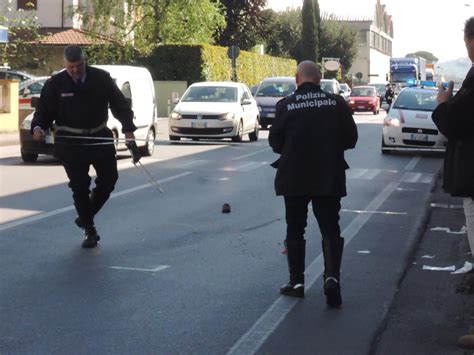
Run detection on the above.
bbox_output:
[144,44,296,87]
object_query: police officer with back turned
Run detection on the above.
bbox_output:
[32,45,137,248]
[269,61,358,307]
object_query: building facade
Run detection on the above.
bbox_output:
[330,0,393,85]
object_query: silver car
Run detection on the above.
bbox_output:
[381,87,447,153]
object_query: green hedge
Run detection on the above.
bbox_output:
[144,44,296,87]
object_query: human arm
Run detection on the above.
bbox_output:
[268,100,287,154]
[338,96,358,150]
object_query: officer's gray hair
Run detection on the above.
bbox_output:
[465,17,474,39]
[64,45,84,62]
[297,61,321,82]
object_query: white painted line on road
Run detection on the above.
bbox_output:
[341,208,407,215]
[109,265,170,272]
[175,160,209,168]
[219,161,268,172]
[347,168,368,179]
[362,169,381,180]
[227,182,400,355]
[401,172,433,184]
[231,148,271,160]
[404,156,421,171]
[0,172,192,232]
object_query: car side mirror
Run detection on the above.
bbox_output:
[241,99,252,105]
[23,88,31,96]
[31,96,39,108]
[339,90,344,94]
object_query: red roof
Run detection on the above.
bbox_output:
[37,28,109,45]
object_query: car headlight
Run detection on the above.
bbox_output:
[171,111,182,120]
[20,118,32,130]
[349,100,355,104]
[383,117,401,127]
[218,112,235,121]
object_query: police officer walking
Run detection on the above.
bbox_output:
[269,61,358,307]
[32,45,137,248]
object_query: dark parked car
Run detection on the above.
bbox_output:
[254,76,296,129]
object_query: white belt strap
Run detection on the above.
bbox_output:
[55,122,107,135]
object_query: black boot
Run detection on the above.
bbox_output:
[322,237,344,307]
[280,239,306,298]
[82,226,100,248]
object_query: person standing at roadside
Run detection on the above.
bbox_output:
[384,84,395,106]
[269,61,357,307]
[32,45,137,248]
[432,17,474,350]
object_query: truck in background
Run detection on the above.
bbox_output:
[389,57,427,85]
[426,63,435,81]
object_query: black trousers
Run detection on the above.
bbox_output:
[284,196,341,241]
[63,156,118,230]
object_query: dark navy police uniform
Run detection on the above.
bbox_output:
[269,81,357,303]
[31,66,136,232]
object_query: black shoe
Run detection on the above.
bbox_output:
[324,277,342,307]
[75,216,84,229]
[82,228,100,248]
[280,282,305,298]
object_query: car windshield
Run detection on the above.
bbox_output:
[181,86,237,102]
[320,82,336,93]
[351,87,375,97]
[255,82,295,97]
[393,90,438,111]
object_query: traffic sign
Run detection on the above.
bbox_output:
[227,45,240,60]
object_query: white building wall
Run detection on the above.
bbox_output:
[7,0,81,28]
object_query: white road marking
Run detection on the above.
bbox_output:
[227,182,400,355]
[0,172,192,232]
[109,265,170,272]
[401,172,433,184]
[174,160,209,168]
[219,161,268,172]
[231,148,271,160]
[404,156,421,171]
[341,209,407,215]
[346,168,380,180]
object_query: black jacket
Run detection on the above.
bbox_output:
[31,66,136,161]
[432,67,474,198]
[269,82,358,197]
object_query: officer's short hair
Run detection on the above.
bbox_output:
[465,17,474,39]
[64,45,84,62]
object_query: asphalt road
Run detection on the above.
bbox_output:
[0,114,445,354]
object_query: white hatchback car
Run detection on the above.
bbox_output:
[381,87,447,153]
[169,82,260,142]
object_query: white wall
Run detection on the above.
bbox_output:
[368,49,390,84]
[7,0,81,28]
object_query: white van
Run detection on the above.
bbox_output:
[93,65,157,156]
[19,65,157,162]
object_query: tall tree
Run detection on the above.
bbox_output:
[313,0,321,61]
[300,0,317,62]
[405,51,439,64]
[76,0,225,56]
[214,0,267,50]
[261,8,302,59]
[319,19,358,79]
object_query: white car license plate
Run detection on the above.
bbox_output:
[191,121,207,128]
[267,113,275,118]
[358,106,365,109]
[45,134,54,144]
[410,133,428,141]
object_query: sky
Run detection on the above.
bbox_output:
[266,0,474,62]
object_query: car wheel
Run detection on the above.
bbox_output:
[231,121,243,142]
[381,136,391,154]
[249,119,259,142]
[169,135,180,141]
[140,127,155,156]
[21,151,38,162]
